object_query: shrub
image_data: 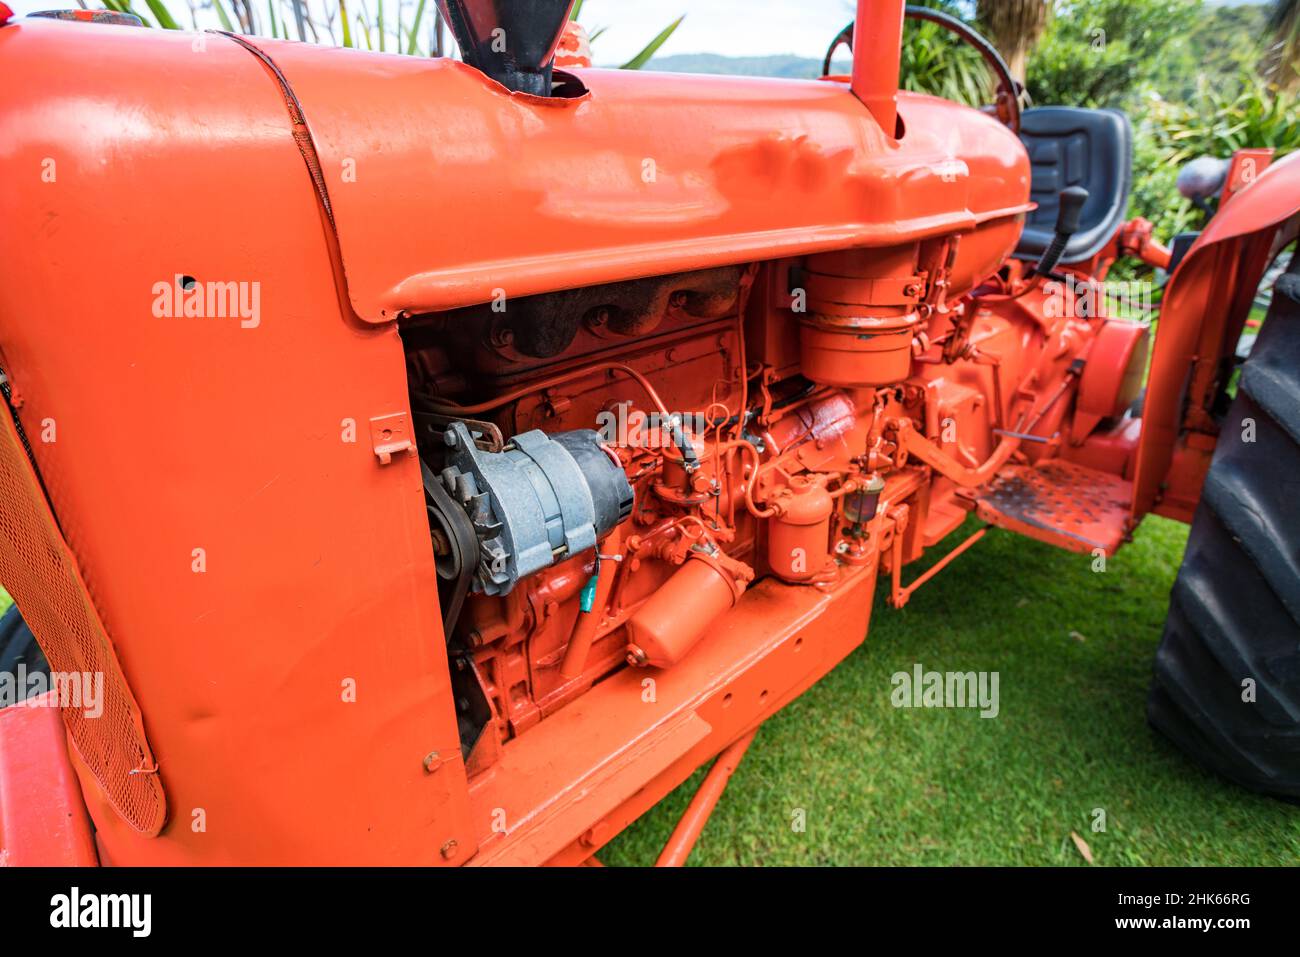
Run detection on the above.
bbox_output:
[1121,71,1300,264]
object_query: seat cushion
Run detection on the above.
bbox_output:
[1014,107,1132,264]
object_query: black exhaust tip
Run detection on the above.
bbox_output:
[436,0,577,96]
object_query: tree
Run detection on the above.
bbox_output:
[1268,0,1300,91]
[1025,0,1203,109]
[976,0,1050,83]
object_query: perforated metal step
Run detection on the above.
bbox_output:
[974,459,1131,556]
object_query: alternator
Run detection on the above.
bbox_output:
[439,421,633,595]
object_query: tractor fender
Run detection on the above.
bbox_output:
[0,691,99,866]
[1133,151,1300,520]
[1192,150,1300,251]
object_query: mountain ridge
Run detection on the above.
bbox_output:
[598,52,826,79]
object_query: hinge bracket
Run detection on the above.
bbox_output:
[370,412,416,465]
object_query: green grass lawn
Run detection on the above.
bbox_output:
[602,515,1300,866]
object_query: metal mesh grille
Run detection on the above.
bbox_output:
[0,403,165,835]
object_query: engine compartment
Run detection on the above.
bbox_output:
[404,239,1147,777]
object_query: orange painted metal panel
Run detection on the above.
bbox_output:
[540,557,880,866]
[469,710,713,866]
[0,400,164,834]
[249,39,1030,320]
[0,692,99,866]
[0,21,474,864]
[1132,151,1300,520]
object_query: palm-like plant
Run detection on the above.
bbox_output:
[569,0,683,71]
[976,0,1049,84]
[1149,72,1300,167]
[900,2,994,106]
[95,0,681,68]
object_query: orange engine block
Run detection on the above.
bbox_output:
[405,246,1148,797]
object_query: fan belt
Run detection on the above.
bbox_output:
[421,459,478,641]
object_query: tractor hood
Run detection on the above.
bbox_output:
[1,19,1032,325]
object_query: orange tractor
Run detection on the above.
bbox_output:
[0,0,1296,867]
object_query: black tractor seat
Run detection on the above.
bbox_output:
[1014,106,1133,265]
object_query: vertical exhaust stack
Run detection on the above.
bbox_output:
[435,0,577,96]
[851,0,905,136]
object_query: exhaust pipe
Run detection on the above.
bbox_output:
[435,0,577,96]
[851,0,905,136]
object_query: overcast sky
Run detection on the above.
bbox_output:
[6,0,1259,63]
[576,0,856,62]
[7,0,859,61]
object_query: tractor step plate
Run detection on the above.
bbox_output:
[973,460,1131,556]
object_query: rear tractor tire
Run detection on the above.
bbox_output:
[1147,262,1300,799]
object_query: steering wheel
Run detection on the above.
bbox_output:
[822,5,1022,134]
